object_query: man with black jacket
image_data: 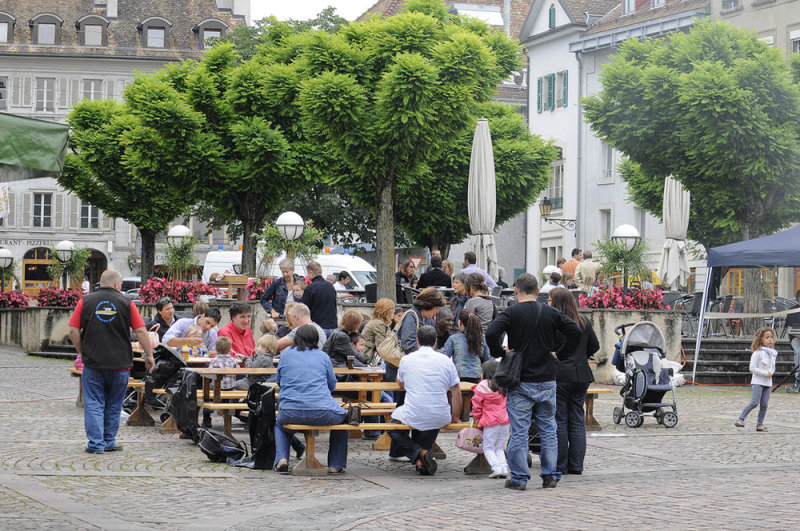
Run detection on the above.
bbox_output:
[485,273,581,491]
[416,255,452,289]
[69,269,154,454]
[303,261,338,333]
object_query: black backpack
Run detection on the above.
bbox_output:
[198,427,247,464]
[233,383,276,469]
[168,369,200,443]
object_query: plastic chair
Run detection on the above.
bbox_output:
[364,283,377,304]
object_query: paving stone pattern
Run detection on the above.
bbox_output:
[1,345,798,530]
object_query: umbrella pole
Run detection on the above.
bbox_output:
[691,268,713,383]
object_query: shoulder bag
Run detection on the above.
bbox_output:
[376,309,420,368]
[494,303,541,390]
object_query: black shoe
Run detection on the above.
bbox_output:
[105,445,123,452]
[295,444,306,460]
[542,476,558,488]
[567,469,582,475]
[504,480,526,491]
[84,447,104,454]
[419,450,438,475]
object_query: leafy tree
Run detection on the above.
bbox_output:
[296,0,521,299]
[396,102,555,258]
[60,77,215,282]
[582,20,800,318]
[47,245,91,288]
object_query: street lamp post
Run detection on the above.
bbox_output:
[0,248,13,293]
[167,225,192,280]
[611,224,641,297]
[54,240,75,289]
[539,196,577,234]
[276,211,305,260]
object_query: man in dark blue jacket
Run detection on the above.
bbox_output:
[302,260,338,332]
[485,273,581,491]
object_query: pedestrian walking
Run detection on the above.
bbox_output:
[68,269,154,454]
[735,327,778,432]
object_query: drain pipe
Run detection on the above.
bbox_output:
[573,49,584,246]
[504,0,511,37]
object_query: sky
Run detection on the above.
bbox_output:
[251,1,379,22]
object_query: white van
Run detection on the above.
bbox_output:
[202,251,377,290]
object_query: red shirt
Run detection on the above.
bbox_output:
[218,321,255,357]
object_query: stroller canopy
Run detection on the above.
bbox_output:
[621,321,666,355]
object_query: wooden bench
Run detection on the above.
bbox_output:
[281,421,471,476]
[585,387,616,432]
[67,368,144,409]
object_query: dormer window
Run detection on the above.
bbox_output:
[138,17,172,49]
[623,0,636,14]
[30,14,63,45]
[0,12,15,43]
[192,19,228,50]
[76,15,109,46]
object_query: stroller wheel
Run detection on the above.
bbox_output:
[612,407,623,424]
[160,412,171,423]
[624,411,641,428]
[662,412,678,428]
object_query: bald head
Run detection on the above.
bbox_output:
[99,269,122,289]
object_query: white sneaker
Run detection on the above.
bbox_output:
[489,470,507,479]
[389,455,410,462]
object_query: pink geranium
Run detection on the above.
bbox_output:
[35,286,82,308]
[138,278,219,303]
[580,286,668,310]
[0,290,31,308]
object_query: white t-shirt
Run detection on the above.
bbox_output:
[333,281,348,292]
[392,346,460,431]
[287,321,327,349]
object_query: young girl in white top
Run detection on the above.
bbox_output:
[735,327,778,432]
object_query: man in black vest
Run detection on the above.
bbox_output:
[303,260,338,334]
[69,269,154,454]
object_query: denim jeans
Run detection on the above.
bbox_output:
[738,384,770,427]
[791,338,800,386]
[275,408,348,469]
[506,380,560,485]
[387,420,439,462]
[556,382,589,473]
[82,366,130,452]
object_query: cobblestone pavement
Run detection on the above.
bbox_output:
[1,345,798,530]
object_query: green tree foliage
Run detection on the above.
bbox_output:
[396,102,555,258]
[47,245,92,288]
[582,21,800,319]
[295,0,522,299]
[60,77,214,282]
[594,237,651,284]
[163,237,201,281]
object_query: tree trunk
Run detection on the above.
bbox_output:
[741,222,763,335]
[140,228,156,284]
[428,236,452,262]
[241,215,259,277]
[376,174,396,302]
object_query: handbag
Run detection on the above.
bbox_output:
[376,309,420,367]
[148,323,160,347]
[455,420,484,454]
[494,303,541,390]
[346,403,362,426]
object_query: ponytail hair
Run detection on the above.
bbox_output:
[459,310,483,357]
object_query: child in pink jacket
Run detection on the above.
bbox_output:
[471,360,510,478]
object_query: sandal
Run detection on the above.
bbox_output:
[274,460,289,474]
[328,467,346,474]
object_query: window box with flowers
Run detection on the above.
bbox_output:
[35,286,83,308]
[138,278,219,304]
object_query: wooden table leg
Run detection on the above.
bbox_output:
[464,453,492,474]
[76,376,83,408]
[430,441,446,460]
[372,413,393,450]
[585,393,602,432]
[202,377,210,402]
[127,387,155,426]
[213,377,221,403]
[292,431,327,476]
[223,413,233,439]
[160,414,179,434]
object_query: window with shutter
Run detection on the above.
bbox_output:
[547,73,555,111]
[22,193,31,228]
[22,77,32,107]
[6,192,15,228]
[58,78,69,109]
[70,79,81,106]
[54,193,64,229]
[106,80,115,100]
[561,70,568,107]
[548,5,556,29]
[68,196,79,230]
[537,77,542,113]
[100,211,113,231]
[11,77,20,107]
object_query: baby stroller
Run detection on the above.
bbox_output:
[611,321,678,428]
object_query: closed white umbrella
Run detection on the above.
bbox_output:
[656,176,691,289]
[468,118,498,280]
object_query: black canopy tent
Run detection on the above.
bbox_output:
[692,225,800,380]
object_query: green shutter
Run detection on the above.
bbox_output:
[547,73,555,110]
[537,76,542,113]
[549,6,556,28]
[561,70,568,107]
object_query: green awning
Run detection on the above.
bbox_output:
[0,113,69,176]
